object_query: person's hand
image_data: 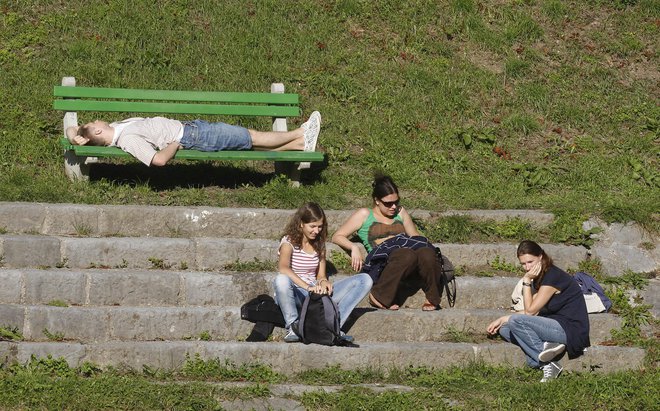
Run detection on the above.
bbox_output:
[318,279,333,295]
[309,281,331,295]
[487,316,507,335]
[524,260,542,281]
[350,245,363,272]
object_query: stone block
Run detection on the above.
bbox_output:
[0,342,18,364]
[591,244,658,276]
[62,237,194,269]
[564,345,646,374]
[98,205,186,237]
[183,272,275,307]
[437,209,555,227]
[14,342,86,366]
[23,269,86,305]
[87,270,181,306]
[86,341,201,370]
[638,278,659,318]
[585,219,659,276]
[0,202,46,234]
[25,306,110,342]
[1,235,61,268]
[195,238,278,270]
[43,203,101,236]
[0,305,25,332]
[0,269,23,304]
[109,307,252,341]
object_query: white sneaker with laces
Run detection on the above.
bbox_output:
[284,328,300,343]
[539,342,566,362]
[540,361,563,382]
[302,111,321,152]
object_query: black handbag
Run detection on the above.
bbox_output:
[241,294,286,341]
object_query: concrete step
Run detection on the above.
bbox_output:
[5,268,658,313]
[0,234,588,271]
[0,268,530,310]
[0,304,621,345]
[0,340,644,375]
[0,202,554,239]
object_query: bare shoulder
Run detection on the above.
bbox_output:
[353,208,371,219]
[335,208,370,234]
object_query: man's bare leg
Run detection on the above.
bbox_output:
[249,111,321,152]
[249,129,304,151]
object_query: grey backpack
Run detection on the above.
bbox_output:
[296,292,341,346]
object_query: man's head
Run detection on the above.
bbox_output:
[70,120,113,146]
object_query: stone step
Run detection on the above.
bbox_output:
[5,268,657,313]
[0,304,621,345]
[0,202,554,239]
[0,340,644,375]
[0,234,588,271]
[0,268,529,310]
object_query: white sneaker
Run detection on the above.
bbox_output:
[301,111,321,152]
[283,328,300,343]
[539,342,566,362]
[540,361,563,382]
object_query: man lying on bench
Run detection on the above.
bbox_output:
[65,112,321,167]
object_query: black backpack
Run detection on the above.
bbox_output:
[295,292,343,346]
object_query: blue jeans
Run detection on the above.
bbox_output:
[180,120,252,151]
[499,314,567,368]
[273,273,373,329]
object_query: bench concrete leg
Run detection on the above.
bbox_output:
[274,162,301,187]
[271,82,303,187]
[64,150,90,181]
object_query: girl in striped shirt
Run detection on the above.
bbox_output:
[273,202,372,343]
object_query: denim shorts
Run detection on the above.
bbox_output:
[179,120,252,151]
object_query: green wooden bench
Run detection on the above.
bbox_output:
[54,77,324,186]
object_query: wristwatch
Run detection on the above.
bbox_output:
[522,282,532,287]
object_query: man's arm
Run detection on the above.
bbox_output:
[151,141,182,166]
[65,126,84,145]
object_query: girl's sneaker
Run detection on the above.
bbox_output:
[284,328,300,343]
[540,361,563,382]
[539,342,566,362]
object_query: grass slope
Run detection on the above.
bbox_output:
[0,0,658,225]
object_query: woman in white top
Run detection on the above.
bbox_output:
[273,202,372,342]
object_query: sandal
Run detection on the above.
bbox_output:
[368,293,387,309]
[368,293,399,310]
[422,302,439,311]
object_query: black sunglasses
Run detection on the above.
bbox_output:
[380,199,400,208]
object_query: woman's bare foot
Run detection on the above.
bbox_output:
[422,300,439,311]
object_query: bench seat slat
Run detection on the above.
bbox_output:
[59,138,324,162]
[53,86,299,105]
[53,100,300,117]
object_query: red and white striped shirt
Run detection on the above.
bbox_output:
[279,236,319,286]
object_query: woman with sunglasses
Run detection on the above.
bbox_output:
[332,174,442,311]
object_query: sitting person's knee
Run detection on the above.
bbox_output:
[415,247,437,262]
[390,247,417,264]
[273,273,292,290]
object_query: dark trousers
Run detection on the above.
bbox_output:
[370,247,441,306]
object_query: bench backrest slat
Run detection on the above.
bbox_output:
[53,100,300,117]
[53,86,299,105]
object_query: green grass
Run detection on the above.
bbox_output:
[0,0,657,227]
[0,357,657,410]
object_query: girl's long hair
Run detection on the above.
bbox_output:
[282,202,327,256]
[517,240,553,284]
